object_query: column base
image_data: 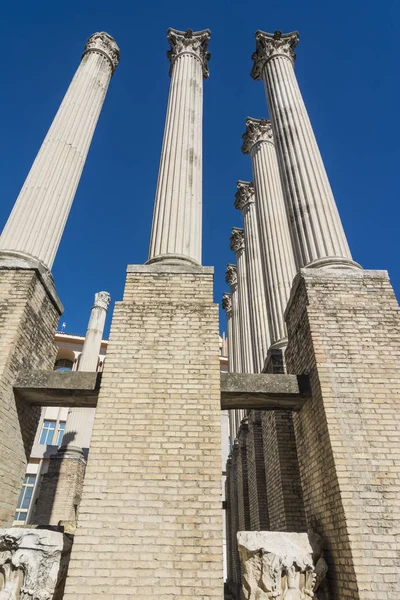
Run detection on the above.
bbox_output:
[145,253,201,267]
[305,255,362,271]
[262,339,287,374]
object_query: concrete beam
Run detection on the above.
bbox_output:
[14,371,100,407]
[220,372,310,411]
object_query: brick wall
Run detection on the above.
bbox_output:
[236,420,250,533]
[0,268,60,525]
[33,454,86,524]
[246,410,269,530]
[286,268,400,600]
[63,264,223,599]
[227,442,241,599]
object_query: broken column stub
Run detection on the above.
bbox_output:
[237,531,327,600]
[0,528,72,600]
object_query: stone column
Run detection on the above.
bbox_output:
[230,228,254,375]
[251,30,359,271]
[148,28,211,266]
[225,265,242,440]
[242,119,296,354]
[0,33,120,270]
[222,293,237,447]
[234,180,271,372]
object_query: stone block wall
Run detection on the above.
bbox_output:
[63,263,223,599]
[226,443,241,599]
[33,454,86,525]
[0,268,60,525]
[236,420,250,532]
[285,268,400,600]
[261,410,306,531]
[246,410,269,531]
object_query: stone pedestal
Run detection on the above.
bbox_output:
[63,263,223,599]
[0,264,61,526]
[285,268,400,598]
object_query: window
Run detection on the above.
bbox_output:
[54,358,73,372]
[14,475,36,523]
[39,420,56,445]
[57,421,66,446]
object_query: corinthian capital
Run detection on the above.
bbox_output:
[251,30,298,80]
[230,227,245,254]
[83,32,120,73]
[222,293,232,315]
[225,264,237,287]
[167,28,211,78]
[234,181,255,211]
[242,117,274,154]
[94,291,111,311]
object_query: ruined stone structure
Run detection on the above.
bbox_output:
[0,25,399,600]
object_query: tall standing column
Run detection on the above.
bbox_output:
[234,180,270,372]
[33,291,111,526]
[0,33,120,270]
[148,28,211,265]
[251,30,359,271]
[230,228,254,374]
[225,265,243,439]
[242,118,296,351]
[222,292,238,448]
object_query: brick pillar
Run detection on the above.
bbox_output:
[285,268,400,599]
[0,266,61,525]
[63,262,223,599]
[236,420,250,532]
[246,410,269,530]
[228,442,241,599]
[261,411,306,531]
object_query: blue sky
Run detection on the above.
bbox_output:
[0,0,398,336]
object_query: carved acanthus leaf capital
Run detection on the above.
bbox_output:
[94,291,111,311]
[83,32,120,73]
[242,117,274,154]
[222,293,232,314]
[234,180,255,211]
[251,30,298,80]
[167,28,211,78]
[230,227,245,253]
[225,264,237,287]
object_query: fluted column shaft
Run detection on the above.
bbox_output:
[226,265,243,439]
[60,291,110,454]
[148,29,210,265]
[235,181,271,371]
[252,31,354,270]
[222,294,236,446]
[0,33,119,269]
[230,228,254,374]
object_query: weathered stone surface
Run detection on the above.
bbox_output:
[0,528,72,600]
[237,531,327,600]
[286,268,400,599]
[220,373,310,410]
[0,270,60,526]
[14,371,100,407]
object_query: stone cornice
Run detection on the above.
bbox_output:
[222,293,232,315]
[230,227,245,253]
[225,264,237,287]
[94,291,111,311]
[82,32,120,73]
[242,117,274,154]
[234,181,255,211]
[167,28,211,78]
[251,30,298,80]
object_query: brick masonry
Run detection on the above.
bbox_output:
[226,442,241,599]
[33,454,87,525]
[246,410,269,531]
[0,268,60,525]
[236,420,250,533]
[63,264,223,599]
[285,268,400,600]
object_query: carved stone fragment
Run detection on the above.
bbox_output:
[0,528,72,600]
[237,531,328,600]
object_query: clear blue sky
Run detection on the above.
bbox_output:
[0,0,398,337]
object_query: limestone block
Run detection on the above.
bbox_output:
[237,531,327,600]
[0,528,72,600]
